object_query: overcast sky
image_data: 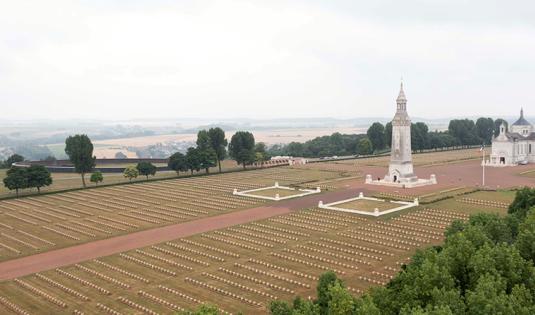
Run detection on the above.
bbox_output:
[0,1,534,120]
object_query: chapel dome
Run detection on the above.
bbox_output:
[512,108,532,126]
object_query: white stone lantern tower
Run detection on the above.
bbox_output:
[386,82,416,183]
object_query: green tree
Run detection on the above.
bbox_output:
[508,187,535,220]
[448,119,479,146]
[168,152,188,175]
[475,117,495,145]
[229,131,256,169]
[357,138,373,155]
[196,130,211,150]
[26,165,52,193]
[254,142,270,167]
[367,122,386,152]
[90,171,104,186]
[180,303,221,315]
[327,282,355,315]
[355,295,380,315]
[269,300,293,315]
[65,134,96,188]
[5,154,24,167]
[286,142,305,157]
[412,122,429,152]
[515,208,535,262]
[465,274,514,315]
[199,148,217,173]
[428,133,445,150]
[3,167,28,197]
[317,271,343,314]
[208,127,228,173]
[136,161,157,179]
[186,147,202,175]
[123,165,139,182]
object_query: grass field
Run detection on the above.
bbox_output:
[0,160,241,198]
[0,190,510,314]
[335,199,398,212]
[0,148,523,315]
[426,190,514,216]
[0,167,341,263]
[336,148,481,168]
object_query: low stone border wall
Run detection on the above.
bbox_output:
[13,159,170,173]
[318,192,419,217]
[233,182,321,201]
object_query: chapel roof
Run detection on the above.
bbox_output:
[512,108,532,126]
[504,132,535,141]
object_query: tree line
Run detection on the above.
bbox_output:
[3,164,52,197]
[367,117,508,154]
[64,128,271,187]
[2,127,273,196]
[0,153,25,169]
[268,133,370,158]
[268,187,535,315]
[269,117,509,158]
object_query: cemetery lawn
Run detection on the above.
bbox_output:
[334,199,398,212]
[0,190,509,314]
[0,167,340,263]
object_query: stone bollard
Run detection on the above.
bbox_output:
[430,174,437,184]
[414,198,419,206]
[233,189,238,195]
[275,193,280,201]
[359,192,364,198]
[374,208,380,216]
[316,187,321,192]
[318,201,323,207]
[365,174,372,184]
[274,182,279,188]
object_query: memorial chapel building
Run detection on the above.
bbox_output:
[489,108,535,166]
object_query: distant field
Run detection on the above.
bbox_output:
[92,128,366,147]
[44,128,368,159]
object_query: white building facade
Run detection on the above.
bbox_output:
[488,109,535,166]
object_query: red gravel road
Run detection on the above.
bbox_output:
[0,186,371,280]
[1,160,533,280]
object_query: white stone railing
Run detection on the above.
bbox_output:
[233,182,320,201]
[318,192,418,217]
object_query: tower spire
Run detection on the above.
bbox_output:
[521,107,524,118]
[396,80,407,111]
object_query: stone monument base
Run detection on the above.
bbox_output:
[365,174,437,188]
